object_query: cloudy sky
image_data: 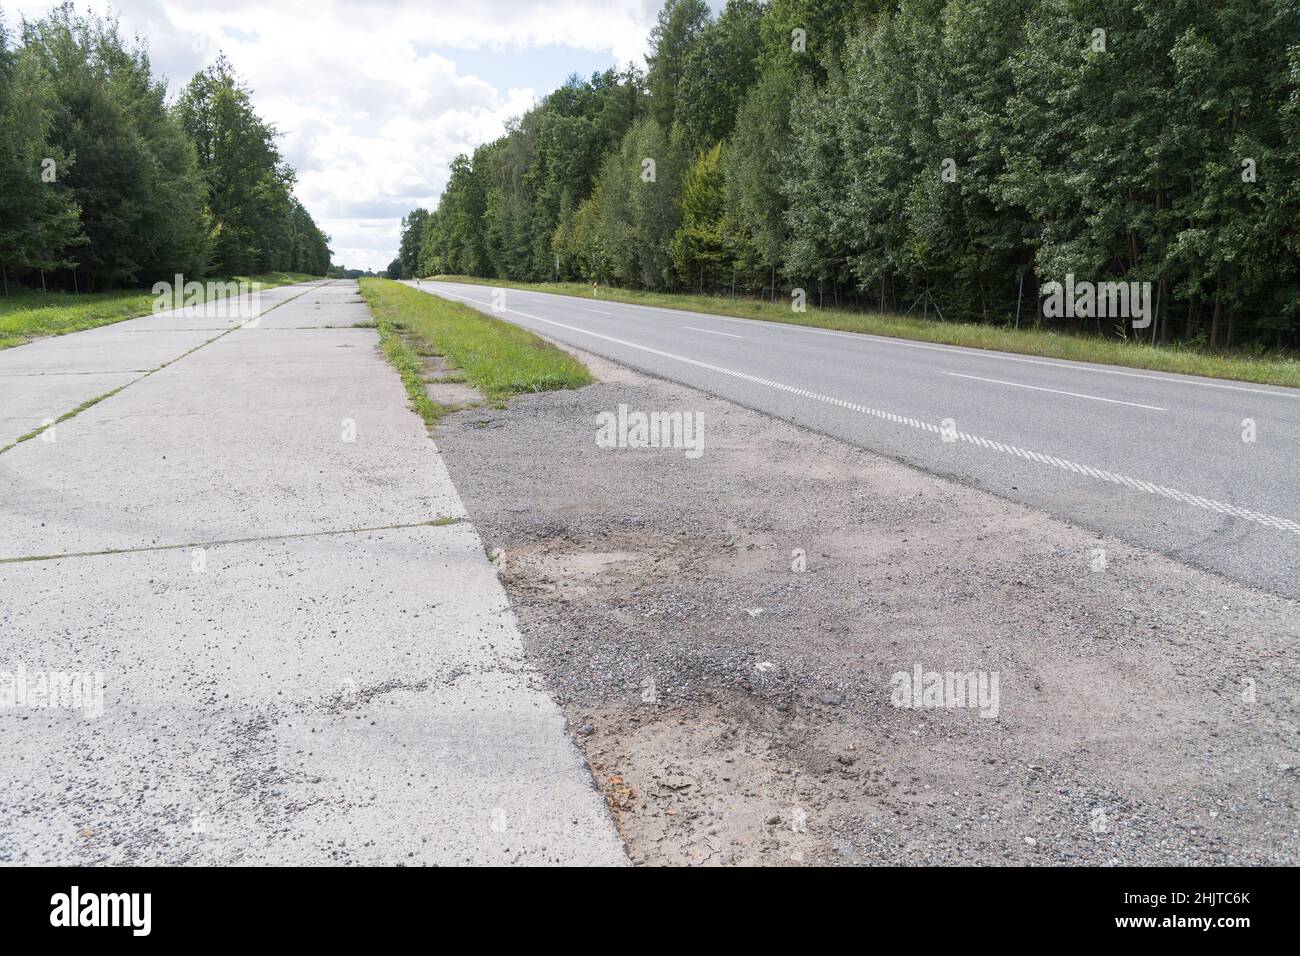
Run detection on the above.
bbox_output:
[10,0,723,271]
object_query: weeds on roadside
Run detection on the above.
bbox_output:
[359,278,591,430]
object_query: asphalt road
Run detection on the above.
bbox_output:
[417,280,1300,601]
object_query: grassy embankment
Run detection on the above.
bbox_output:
[429,275,1300,389]
[359,277,592,428]
[0,272,320,349]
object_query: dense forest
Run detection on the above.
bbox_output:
[0,4,330,293]
[399,0,1300,351]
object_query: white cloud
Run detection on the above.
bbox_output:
[11,0,674,270]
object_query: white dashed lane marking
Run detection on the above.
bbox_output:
[683,326,743,339]
[942,372,1167,411]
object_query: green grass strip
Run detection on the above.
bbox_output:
[359,277,592,428]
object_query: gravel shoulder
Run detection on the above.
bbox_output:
[434,343,1299,867]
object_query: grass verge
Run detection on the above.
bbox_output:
[359,277,592,428]
[429,274,1300,389]
[0,271,320,349]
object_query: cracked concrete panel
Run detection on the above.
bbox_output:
[249,283,375,329]
[0,371,140,448]
[0,329,464,558]
[0,326,219,377]
[144,327,398,413]
[0,283,324,443]
[0,412,462,558]
[115,282,318,334]
[0,523,623,866]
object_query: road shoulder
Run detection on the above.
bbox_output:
[433,341,1298,866]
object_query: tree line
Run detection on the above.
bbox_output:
[399,0,1300,352]
[0,3,330,293]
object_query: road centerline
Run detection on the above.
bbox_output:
[942,372,1168,411]
[683,326,742,338]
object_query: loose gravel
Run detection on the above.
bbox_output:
[435,345,1299,867]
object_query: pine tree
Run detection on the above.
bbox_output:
[646,0,711,131]
[23,7,207,287]
[0,10,83,291]
[671,142,729,289]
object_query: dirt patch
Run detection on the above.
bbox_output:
[404,340,484,407]
[424,380,483,406]
[435,346,1299,866]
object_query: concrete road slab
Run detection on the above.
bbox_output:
[250,282,374,329]
[116,281,311,333]
[0,524,623,866]
[0,283,325,439]
[190,325,387,374]
[0,280,624,865]
[0,326,461,557]
[0,326,218,376]
[0,371,140,447]
[148,327,398,404]
[0,370,463,558]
